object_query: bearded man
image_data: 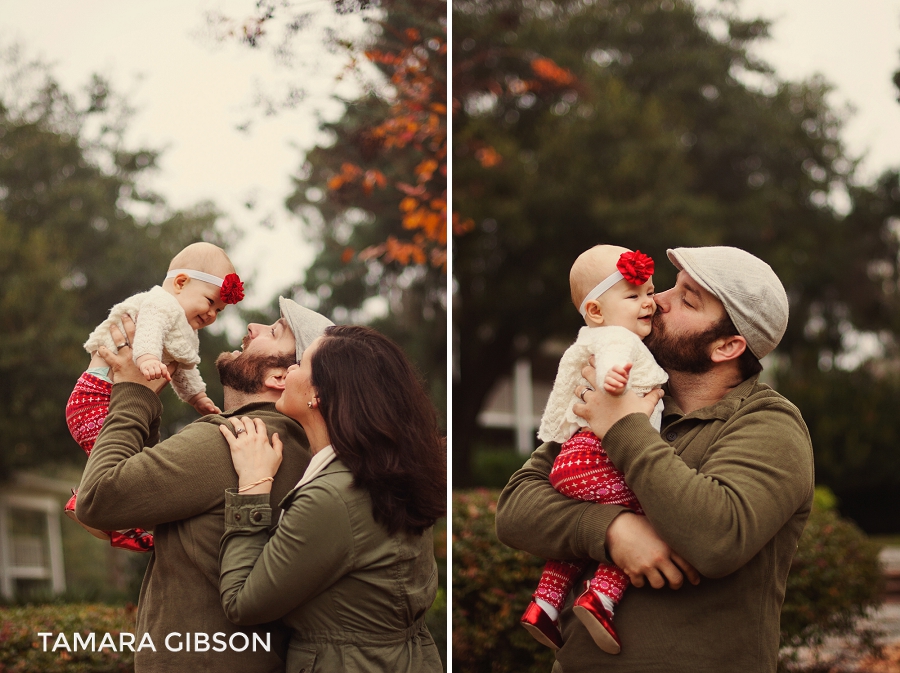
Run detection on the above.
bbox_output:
[77,298,332,673]
[496,247,814,673]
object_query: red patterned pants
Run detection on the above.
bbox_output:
[66,372,112,456]
[532,430,642,611]
[65,372,154,552]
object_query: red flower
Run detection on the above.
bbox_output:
[617,250,654,285]
[220,273,244,304]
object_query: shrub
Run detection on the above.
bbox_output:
[0,603,136,672]
[453,488,885,673]
[0,521,448,673]
[452,489,555,673]
[780,487,884,658]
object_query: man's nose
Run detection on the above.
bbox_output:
[654,289,671,312]
[246,323,263,339]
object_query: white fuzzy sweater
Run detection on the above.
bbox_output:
[537,325,668,443]
[83,286,205,403]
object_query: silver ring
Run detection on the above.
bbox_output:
[235,427,245,435]
[116,342,128,349]
[579,386,594,403]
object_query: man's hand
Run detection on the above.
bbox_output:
[573,357,663,439]
[98,316,175,394]
[606,512,700,589]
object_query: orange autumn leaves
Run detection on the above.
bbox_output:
[470,55,575,166]
[328,27,450,269]
[326,37,576,269]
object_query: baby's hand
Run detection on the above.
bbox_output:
[138,356,172,382]
[604,363,633,396]
[192,395,221,416]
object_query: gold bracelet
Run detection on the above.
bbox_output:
[237,477,274,493]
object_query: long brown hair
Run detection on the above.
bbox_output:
[310,325,446,536]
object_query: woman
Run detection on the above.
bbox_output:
[218,325,446,672]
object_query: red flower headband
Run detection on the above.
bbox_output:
[220,273,244,304]
[578,249,655,316]
[617,250,654,285]
[166,269,245,305]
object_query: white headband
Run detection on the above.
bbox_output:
[166,269,225,287]
[578,270,624,317]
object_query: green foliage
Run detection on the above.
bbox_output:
[0,603,136,672]
[452,489,555,673]
[778,369,900,532]
[780,487,884,657]
[0,51,234,478]
[471,446,525,489]
[283,0,448,424]
[453,488,885,673]
[451,0,900,488]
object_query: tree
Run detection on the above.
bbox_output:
[0,52,232,478]
[451,0,900,487]
[213,0,449,419]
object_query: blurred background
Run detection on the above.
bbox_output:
[452,0,900,530]
[0,0,446,668]
[451,0,900,669]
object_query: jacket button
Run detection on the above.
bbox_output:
[665,431,677,441]
[252,511,262,522]
[234,513,241,521]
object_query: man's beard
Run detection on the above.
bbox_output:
[644,313,734,374]
[215,350,296,395]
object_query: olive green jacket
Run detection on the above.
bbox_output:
[77,383,312,672]
[496,375,814,673]
[219,459,442,673]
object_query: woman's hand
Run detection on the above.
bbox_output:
[219,417,283,494]
[98,316,175,394]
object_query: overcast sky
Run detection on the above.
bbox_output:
[696,0,900,183]
[1,0,368,323]
[2,1,899,321]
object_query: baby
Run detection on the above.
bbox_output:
[520,245,667,655]
[64,241,244,552]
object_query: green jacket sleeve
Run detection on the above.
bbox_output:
[219,481,354,626]
[603,398,814,578]
[76,383,237,531]
[495,441,628,564]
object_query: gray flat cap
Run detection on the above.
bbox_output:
[666,247,788,359]
[278,297,334,362]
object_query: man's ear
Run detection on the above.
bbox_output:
[710,335,747,363]
[584,301,605,327]
[263,368,289,392]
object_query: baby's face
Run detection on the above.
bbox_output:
[594,277,656,338]
[175,278,227,330]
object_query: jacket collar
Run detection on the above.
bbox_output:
[277,458,350,510]
[663,374,764,422]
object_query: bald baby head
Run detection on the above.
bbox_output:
[169,242,235,279]
[569,244,631,309]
